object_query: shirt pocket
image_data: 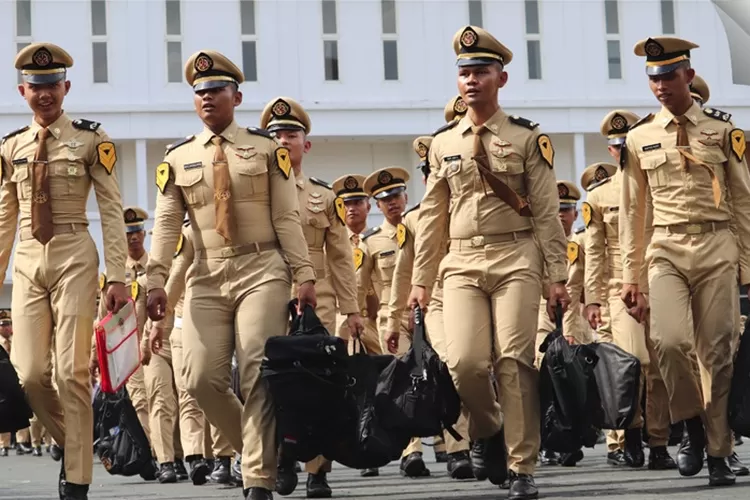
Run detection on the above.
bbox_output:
[376,251,397,284]
[490,154,526,193]
[49,160,88,198]
[639,151,669,188]
[175,168,207,207]
[10,165,30,200]
[235,158,269,199]
[303,212,330,249]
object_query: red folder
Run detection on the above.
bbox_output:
[95,299,140,393]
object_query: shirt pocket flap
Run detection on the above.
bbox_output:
[692,147,728,165]
[174,168,204,187]
[640,151,667,171]
[10,166,28,183]
[236,161,268,177]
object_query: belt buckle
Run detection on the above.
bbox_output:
[685,224,702,235]
[220,247,236,258]
[470,236,485,247]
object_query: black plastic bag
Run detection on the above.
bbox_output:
[0,347,32,433]
[590,341,640,430]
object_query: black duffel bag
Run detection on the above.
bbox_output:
[0,346,32,433]
[730,320,750,436]
[261,300,350,462]
[374,305,462,440]
[590,341,640,430]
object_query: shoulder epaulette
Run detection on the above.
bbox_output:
[402,204,420,217]
[703,107,732,123]
[1,126,29,144]
[587,177,612,192]
[509,115,539,130]
[165,135,195,154]
[362,226,381,240]
[182,218,190,227]
[246,127,274,140]
[629,113,654,131]
[71,118,101,132]
[575,226,585,234]
[432,120,459,137]
[310,177,332,190]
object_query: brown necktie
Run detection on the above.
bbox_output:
[31,128,53,245]
[673,116,690,170]
[352,234,360,246]
[211,136,233,242]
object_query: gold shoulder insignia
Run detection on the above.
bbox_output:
[335,197,346,225]
[537,134,554,168]
[1,126,29,144]
[730,129,746,161]
[275,147,291,179]
[131,280,139,300]
[97,141,117,175]
[99,273,107,291]
[353,248,364,271]
[567,241,580,265]
[397,223,407,249]
[509,115,540,130]
[174,234,184,257]
[703,108,732,123]
[582,202,592,228]
[156,162,171,194]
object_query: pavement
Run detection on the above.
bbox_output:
[2,445,750,499]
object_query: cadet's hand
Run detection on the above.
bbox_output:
[408,285,431,312]
[564,336,576,345]
[297,281,317,313]
[386,330,400,354]
[147,288,168,321]
[88,355,99,385]
[620,284,639,309]
[141,342,152,366]
[149,326,164,354]
[346,313,364,339]
[546,283,570,321]
[627,293,649,325]
[585,304,603,330]
[365,294,379,321]
[106,282,129,313]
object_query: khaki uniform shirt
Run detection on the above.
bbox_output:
[412,108,567,287]
[295,174,358,315]
[620,102,750,286]
[584,174,622,306]
[0,113,127,283]
[146,121,314,291]
[565,229,587,340]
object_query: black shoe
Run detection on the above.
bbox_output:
[707,456,736,486]
[174,458,188,481]
[728,452,750,476]
[735,435,744,447]
[624,428,645,468]
[607,449,626,466]
[275,456,299,496]
[61,483,89,500]
[0,447,8,457]
[400,452,430,478]
[668,423,684,447]
[558,449,583,467]
[58,458,67,500]
[435,450,448,463]
[306,472,332,498]
[295,461,302,473]
[158,462,178,484]
[16,442,32,455]
[32,446,43,457]
[359,468,379,477]
[538,449,558,466]
[508,470,538,500]
[187,456,210,486]
[139,458,159,481]
[245,487,274,500]
[470,429,508,485]
[676,417,705,477]
[231,453,243,485]
[447,451,474,479]
[50,444,63,462]
[210,456,232,484]
[647,446,676,470]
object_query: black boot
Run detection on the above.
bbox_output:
[210,456,232,484]
[508,470,538,500]
[728,452,750,476]
[400,452,430,478]
[59,456,90,500]
[186,455,210,485]
[0,447,8,457]
[736,435,744,446]
[538,448,558,466]
[245,487,274,500]
[359,468,379,477]
[435,450,448,463]
[275,453,299,496]
[50,444,63,462]
[306,471,332,498]
[174,458,189,480]
[558,449,583,467]
[624,428,645,467]
[32,445,43,457]
[607,449,626,466]
[676,417,705,477]
[470,428,507,485]
[158,462,178,484]
[707,456,736,486]
[231,453,243,485]
[446,450,474,479]
[16,441,32,455]
[647,446,676,470]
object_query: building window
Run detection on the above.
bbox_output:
[322,0,339,81]
[661,0,675,34]
[165,0,182,83]
[15,1,32,84]
[240,0,258,82]
[91,0,108,83]
[468,0,483,27]
[524,0,541,80]
[604,0,622,79]
[381,0,398,80]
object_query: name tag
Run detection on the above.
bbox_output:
[379,250,395,258]
[642,143,662,152]
[183,161,203,170]
[443,155,461,162]
[12,158,27,165]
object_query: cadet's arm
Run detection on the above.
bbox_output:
[724,127,750,285]
[387,224,416,333]
[325,199,359,315]
[584,196,608,306]
[619,137,649,289]
[0,155,20,286]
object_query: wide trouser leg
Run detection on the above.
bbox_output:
[171,326,208,457]
[16,427,30,444]
[312,276,337,335]
[0,433,9,447]
[211,424,234,458]
[304,455,332,474]
[30,415,45,447]
[644,329,670,447]
[126,366,151,441]
[143,347,176,464]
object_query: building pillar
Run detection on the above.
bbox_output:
[573,133,587,196]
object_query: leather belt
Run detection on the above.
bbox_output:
[19,223,87,242]
[449,230,533,250]
[654,221,729,235]
[195,241,280,259]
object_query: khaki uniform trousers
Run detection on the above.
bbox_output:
[29,414,48,446]
[171,325,233,459]
[10,232,98,484]
[126,366,150,441]
[441,237,542,475]
[182,249,292,490]
[648,228,737,457]
[142,338,178,464]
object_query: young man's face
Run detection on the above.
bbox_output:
[344,198,370,227]
[193,85,242,128]
[19,80,70,123]
[273,129,311,166]
[457,62,507,107]
[648,65,694,110]
[376,192,407,222]
[558,207,577,234]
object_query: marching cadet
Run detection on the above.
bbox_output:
[145,50,316,500]
[259,96,362,498]
[0,310,18,457]
[409,26,570,499]
[357,166,432,479]
[0,43,129,499]
[385,136,474,480]
[583,110,676,471]
[149,220,238,486]
[620,36,750,487]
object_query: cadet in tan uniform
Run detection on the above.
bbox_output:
[409,26,570,499]
[259,96,362,499]
[385,136,474,480]
[620,36,750,486]
[145,50,316,500]
[0,311,19,457]
[584,110,675,471]
[0,43,128,499]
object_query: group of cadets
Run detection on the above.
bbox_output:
[0,22,749,500]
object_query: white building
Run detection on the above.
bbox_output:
[1,0,749,300]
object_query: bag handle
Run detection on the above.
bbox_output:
[287,299,328,337]
[555,303,564,332]
[412,305,430,374]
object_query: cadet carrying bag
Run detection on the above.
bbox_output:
[0,347,32,433]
